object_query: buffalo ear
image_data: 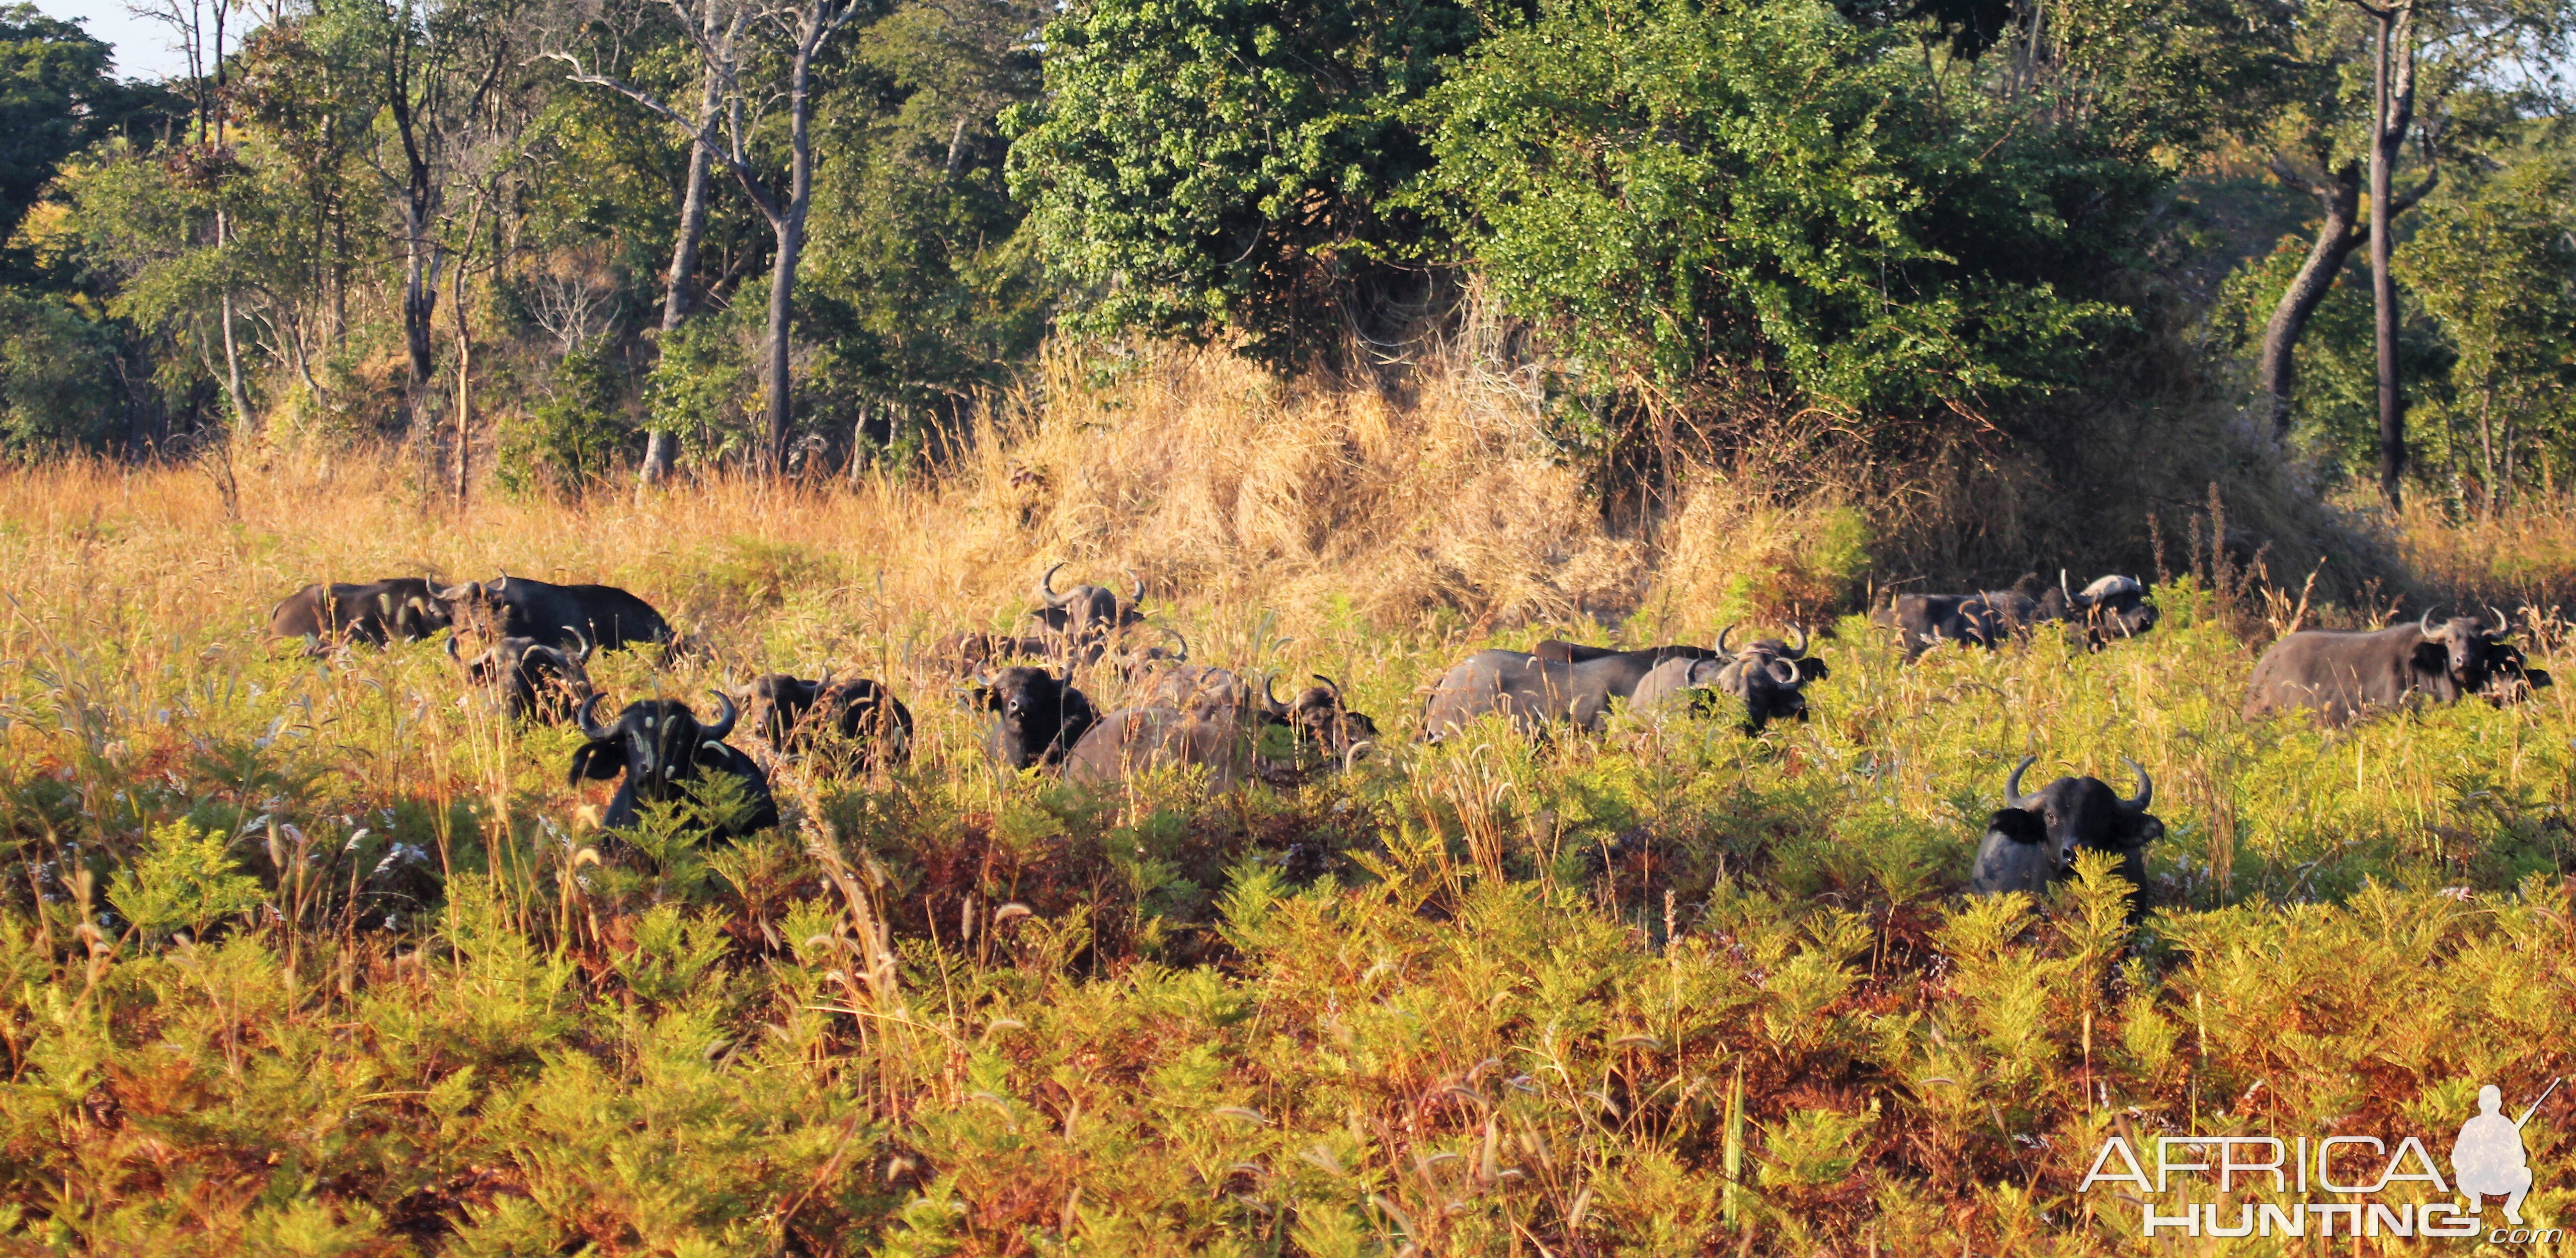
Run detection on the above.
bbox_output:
[568,741,627,784]
[2121,812,2166,848]
[2526,668,2554,691]
[1986,809,2047,845]
[1796,657,1830,684]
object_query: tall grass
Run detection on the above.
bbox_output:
[0,350,2573,1253]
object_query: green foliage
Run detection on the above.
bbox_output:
[644,308,759,465]
[0,4,170,252]
[1006,0,1483,365]
[107,818,263,942]
[496,347,632,496]
[1421,0,2128,415]
[0,288,114,449]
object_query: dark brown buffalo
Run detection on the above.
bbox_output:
[748,673,913,769]
[2244,612,2554,725]
[1876,574,2156,658]
[972,664,1099,771]
[568,692,779,839]
[453,633,594,722]
[1028,563,1147,661]
[268,579,452,649]
[1969,756,2162,917]
[434,575,674,655]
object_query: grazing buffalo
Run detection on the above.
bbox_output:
[268,579,452,649]
[2244,612,2554,725]
[569,692,779,838]
[1029,563,1147,660]
[1877,574,2155,658]
[435,576,675,655]
[748,673,913,770]
[1068,669,1378,788]
[1426,626,1815,741]
[1969,756,2162,914]
[453,633,594,722]
[971,664,1099,771]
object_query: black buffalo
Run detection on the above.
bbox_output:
[268,579,452,649]
[1427,627,1815,741]
[1028,563,1147,661]
[1877,574,2155,658]
[453,633,594,722]
[569,692,779,838]
[1628,638,1815,733]
[748,673,913,770]
[2244,612,2554,725]
[1969,755,2162,914]
[971,664,1099,771]
[435,576,675,655]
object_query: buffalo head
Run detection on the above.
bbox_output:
[972,663,1098,770]
[1974,755,2161,913]
[454,630,593,722]
[1028,563,1146,648]
[568,691,777,838]
[1270,674,1379,762]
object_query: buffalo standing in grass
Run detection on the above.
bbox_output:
[454,633,594,722]
[1029,563,1147,661]
[2244,612,2554,726]
[268,578,452,650]
[1970,755,2162,916]
[1426,626,1817,741]
[748,673,913,770]
[436,575,675,655]
[971,664,1099,771]
[569,692,779,838]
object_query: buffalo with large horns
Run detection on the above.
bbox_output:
[1028,562,1148,660]
[1628,626,1820,733]
[268,578,453,651]
[569,692,779,839]
[971,664,1099,771]
[1969,756,2162,915]
[1426,625,1818,741]
[453,631,594,722]
[1066,669,1377,788]
[2244,611,2553,725]
[435,575,675,656]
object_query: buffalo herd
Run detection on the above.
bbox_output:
[268,559,2557,914]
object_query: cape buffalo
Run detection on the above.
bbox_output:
[435,576,675,655]
[1068,669,1378,788]
[2244,612,2554,725]
[569,692,779,839]
[1877,574,2155,658]
[934,630,1057,677]
[1970,755,2162,914]
[1029,563,1147,661]
[1629,648,1812,733]
[972,664,1099,770]
[268,579,452,650]
[1427,626,1814,741]
[453,633,594,722]
[749,673,913,770]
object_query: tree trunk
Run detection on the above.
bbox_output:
[641,61,721,491]
[216,212,252,433]
[2257,161,2363,441]
[453,259,473,504]
[2364,1,2418,509]
[758,38,822,479]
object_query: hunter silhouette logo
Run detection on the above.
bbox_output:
[2455,1079,2556,1226]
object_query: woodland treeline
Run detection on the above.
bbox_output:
[1,0,2573,510]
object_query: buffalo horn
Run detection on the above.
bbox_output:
[1126,568,1145,605]
[565,624,595,663]
[1766,657,1799,686]
[2061,568,2073,604]
[703,691,738,741]
[2487,605,2509,638]
[2121,758,2153,812]
[1314,673,1344,701]
[1264,674,1287,716]
[445,634,461,660]
[1786,623,1809,658]
[1715,624,1737,657]
[1162,626,1191,659]
[575,693,617,741]
[2004,755,2037,808]
[2418,608,2441,637]
[1036,562,1070,608]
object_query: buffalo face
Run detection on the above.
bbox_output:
[2069,575,2157,646]
[1279,675,1378,762]
[569,692,779,838]
[1971,756,2161,914]
[457,633,593,722]
[1027,563,1147,657]
[972,664,1098,770]
[2414,612,2548,701]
